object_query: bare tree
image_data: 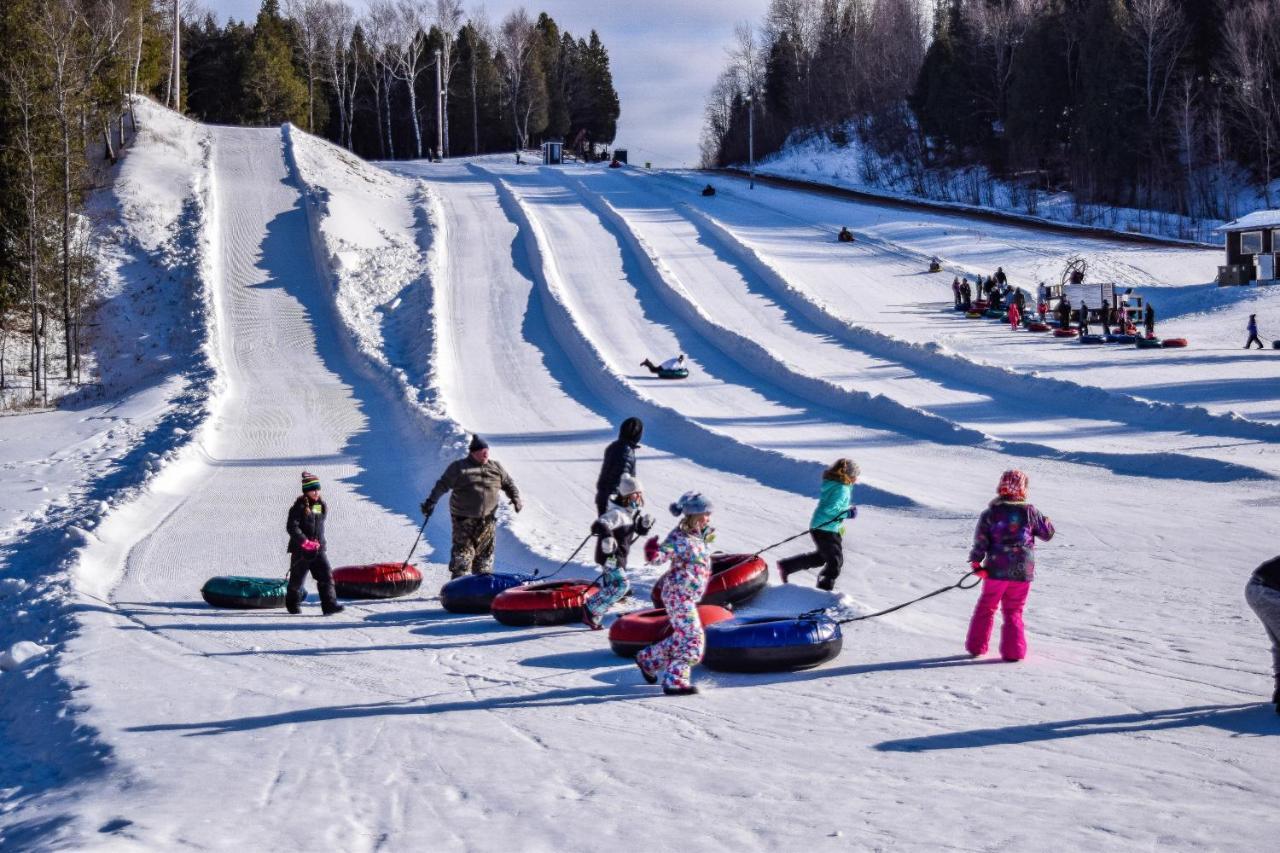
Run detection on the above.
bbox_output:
[1125,0,1188,130]
[496,7,540,151]
[1221,0,1280,206]
[321,0,359,148]
[364,1,397,158]
[464,9,493,156]
[965,0,1041,126]
[388,0,432,158]
[286,0,332,134]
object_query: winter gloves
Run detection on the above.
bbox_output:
[420,499,436,520]
[970,561,987,578]
[599,537,617,556]
[846,506,858,519]
[301,539,320,553]
[513,498,523,513]
[644,536,661,563]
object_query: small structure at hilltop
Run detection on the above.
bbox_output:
[1217,210,1280,286]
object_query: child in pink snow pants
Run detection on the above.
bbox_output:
[966,470,1054,661]
[637,491,714,696]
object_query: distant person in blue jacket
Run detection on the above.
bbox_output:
[1246,314,1264,349]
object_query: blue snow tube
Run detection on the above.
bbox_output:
[1079,333,1106,345]
[703,615,843,673]
[439,573,531,614]
[1104,333,1137,344]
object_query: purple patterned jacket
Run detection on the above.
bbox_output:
[968,499,1055,582]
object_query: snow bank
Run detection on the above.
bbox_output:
[0,641,49,672]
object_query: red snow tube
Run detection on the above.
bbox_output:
[973,300,989,311]
[332,563,423,599]
[1053,328,1079,338]
[491,580,599,627]
[651,553,768,608]
[608,605,735,658]
[1025,322,1050,332]
[1161,337,1189,348]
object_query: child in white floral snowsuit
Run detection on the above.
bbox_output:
[582,474,653,630]
[636,492,714,696]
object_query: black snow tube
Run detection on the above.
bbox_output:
[201,576,293,609]
[657,367,689,380]
[651,553,769,608]
[490,580,599,627]
[440,572,532,613]
[703,616,843,673]
[332,563,423,599]
[1134,336,1162,349]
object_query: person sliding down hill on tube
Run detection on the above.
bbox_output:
[641,354,686,376]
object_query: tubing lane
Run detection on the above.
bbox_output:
[468,163,918,510]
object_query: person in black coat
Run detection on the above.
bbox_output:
[595,417,644,515]
[286,471,342,615]
[1246,555,1280,715]
[1144,303,1156,337]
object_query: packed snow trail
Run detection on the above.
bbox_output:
[4,117,1276,850]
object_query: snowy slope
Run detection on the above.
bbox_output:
[3,109,1278,851]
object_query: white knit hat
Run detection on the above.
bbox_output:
[616,474,643,496]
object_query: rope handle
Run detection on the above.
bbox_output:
[800,570,982,624]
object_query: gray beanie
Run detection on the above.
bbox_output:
[669,491,713,516]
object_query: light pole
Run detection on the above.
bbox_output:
[745,92,755,189]
[434,48,444,162]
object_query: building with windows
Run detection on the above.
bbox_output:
[1217,210,1280,285]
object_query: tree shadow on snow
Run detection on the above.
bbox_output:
[874,703,1274,752]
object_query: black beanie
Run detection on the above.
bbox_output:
[469,434,489,452]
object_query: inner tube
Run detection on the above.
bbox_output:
[1104,333,1137,344]
[1025,322,1050,332]
[1134,336,1162,349]
[652,553,768,607]
[972,300,989,311]
[333,563,423,599]
[201,576,291,609]
[657,368,689,380]
[1079,334,1106,344]
[440,572,531,614]
[964,311,983,319]
[703,616,843,672]
[491,580,598,627]
[608,605,734,657]
[1162,338,1189,348]
[1053,328,1079,338]
[984,309,1006,319]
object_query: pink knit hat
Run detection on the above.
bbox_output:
[997,469,1028,500]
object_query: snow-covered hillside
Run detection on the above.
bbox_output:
[2,103,1278,850]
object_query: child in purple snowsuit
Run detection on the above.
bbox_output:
[582,474,653,630]
[965,470,1055,661]
[637,492,714,696]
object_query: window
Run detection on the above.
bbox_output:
[1240,230,1263,254]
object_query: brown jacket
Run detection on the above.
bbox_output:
[425,456,520,519]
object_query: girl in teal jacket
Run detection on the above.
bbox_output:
[778,459,859,591]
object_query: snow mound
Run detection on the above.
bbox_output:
[1,641,50,672]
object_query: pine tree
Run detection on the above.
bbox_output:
[242,0,307,126]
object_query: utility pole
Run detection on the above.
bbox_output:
[171,0,180,111]
[435,48,444,162]
[746,92,755,189]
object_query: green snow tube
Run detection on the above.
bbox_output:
[201,576,292,609]
[657,367,689,380]
[1134,336,1162,349]
[984,309,1005,319]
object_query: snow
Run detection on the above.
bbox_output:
[0,642,49,672]
[2,103,1278,850]
[1219,209,1280,233]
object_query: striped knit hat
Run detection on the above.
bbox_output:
[301,471,321,492]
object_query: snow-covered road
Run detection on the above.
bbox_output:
[3,111,1278,851]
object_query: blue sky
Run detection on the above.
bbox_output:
[204,0,770,165]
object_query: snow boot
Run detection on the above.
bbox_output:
[816,574,836,592]
[663,685,699,696]
[322,603,345,616]
[582,609,603,630]
[777,556,801,584]
[285,590,302,615]
[636,658,657,685]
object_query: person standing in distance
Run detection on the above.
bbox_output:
[595,417,643,516]
[421,435,522,582]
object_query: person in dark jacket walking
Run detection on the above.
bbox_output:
[421,435,522,581]
[595,417,643,515]
[1246,314,1264,349]
[994,266,1007,286]
[778,459,859,591]
[965,470,1054,661]
[1144,303,1156,337]
[1245,555,1280,715]
[1100,299,1112,335]
[285,472,343,615]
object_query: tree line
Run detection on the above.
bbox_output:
[0,0,620,407]
[705,0,1280,226]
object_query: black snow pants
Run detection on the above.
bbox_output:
[778,529,844,590]
[287,552,339,611]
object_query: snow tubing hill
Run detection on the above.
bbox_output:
[201,576,292,609]
[491,580,599,627]
[608,605,735,658]
[1053,328,1079,338]
[651,553,768,607]
[332,563,423,599]
[703,616,843,672]
[440,572,530,613]
[657,367,689,380]
[1162,338,1189,348]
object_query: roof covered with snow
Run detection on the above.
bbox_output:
[1217,209,1280,232]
